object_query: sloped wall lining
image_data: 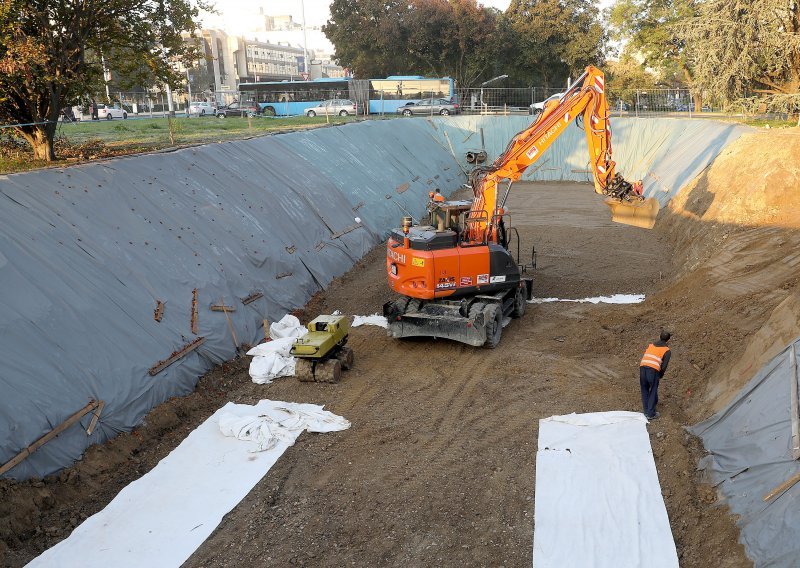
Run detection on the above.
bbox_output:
[420,116,749,206]
[0,119,463,479]
[0,116,748,479]
[690,338,800,566]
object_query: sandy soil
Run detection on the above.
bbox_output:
[1,178,758,567]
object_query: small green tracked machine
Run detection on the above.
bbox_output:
[291,315,355,383]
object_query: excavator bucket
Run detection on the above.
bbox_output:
[604,197,660,229]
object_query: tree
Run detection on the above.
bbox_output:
[404,0,502,88]
[324,0,413,77]
[504,0,606,87]
[678,0,800,113]
[608,0,699,104]
[606,53,659,104]
[0,0,208,161]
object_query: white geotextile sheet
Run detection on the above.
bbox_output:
[247,314,308,384]
[528,294,645,305]
[247,337,297,384]
[269,314,307,340]
[352,314,389,328]
[27,400,350,568]
[533,411,678,568]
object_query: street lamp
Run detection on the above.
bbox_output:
[479,74,508,111]
[480,74,508,87]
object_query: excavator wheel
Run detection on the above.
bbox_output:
[512,286,527,318]
[316,359,342,383]
[295,358,316,382]
[604,197,660,229]
[335,346,355,370]
[483,304,503,349]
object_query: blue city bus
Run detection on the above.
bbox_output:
[238,76,455,116]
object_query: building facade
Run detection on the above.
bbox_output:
[183,26,345,96]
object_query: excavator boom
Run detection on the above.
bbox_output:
[468,66,658,234]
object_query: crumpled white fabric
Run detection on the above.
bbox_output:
[352,314,388,328]
[528,294,645,305]
[269,314,307,340]
[246,336,297,384]
[218,401,351,452]
[27,400,350,568]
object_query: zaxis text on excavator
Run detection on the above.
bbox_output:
[383,66,659,348]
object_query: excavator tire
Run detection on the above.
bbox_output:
[483,304,503,349]
[336,346,355,370]
[512,286,527,318]
[316,359,342,383]
[296,358,315,382]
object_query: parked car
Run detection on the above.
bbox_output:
[216,101,260,118]
[97,104,127,120]
[305,99,359,117]
[397,98,460,116]
[188,101,216,116]
[529,93,564,115]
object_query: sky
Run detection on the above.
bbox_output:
[201,0,615,34]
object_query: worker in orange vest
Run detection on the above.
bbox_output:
[640,331,672,420]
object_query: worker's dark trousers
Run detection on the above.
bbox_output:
[640,366,660,418]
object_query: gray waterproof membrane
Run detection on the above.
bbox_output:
[0,119,462,479]
[0,116,748,479]
[690,339,800,567]
[421,116,749,205]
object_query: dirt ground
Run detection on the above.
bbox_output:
[2,176,764,567]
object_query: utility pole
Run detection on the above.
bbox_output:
[101,54,111,101]
[160,44,176,117]
[300,0,309,76]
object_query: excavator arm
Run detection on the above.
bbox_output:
[466,66,659,238]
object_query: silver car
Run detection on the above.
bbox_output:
[305,99,358,117]
[397,98,459,116]
[97,104,127,120]
[188,101,217,116]
[529,93,564,115]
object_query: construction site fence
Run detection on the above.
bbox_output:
[61,88,788,121]
[452,87,720,116]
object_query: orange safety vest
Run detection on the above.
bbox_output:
[640,344,670,371]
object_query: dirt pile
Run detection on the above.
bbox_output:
[657,129,800,420]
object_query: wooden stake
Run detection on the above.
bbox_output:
[220,297,239,351]
[86,400,105,436]
[0,400,101,476]
[191,288,199,335]
[148,337,206,376]
[263,319,270,342]
[764,469,800,501]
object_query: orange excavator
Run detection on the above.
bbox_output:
[382,66,660,348]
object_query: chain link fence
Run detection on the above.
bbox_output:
[51,86,781,122]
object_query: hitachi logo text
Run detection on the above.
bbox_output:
[388,249,406,264]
